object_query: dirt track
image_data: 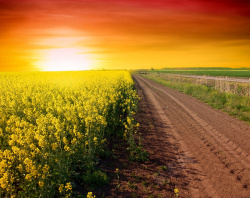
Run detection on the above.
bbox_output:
[133,75,250,198]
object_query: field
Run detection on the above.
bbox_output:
[0,69,249,197]
[148,68,250,77]
[0,71,140,197]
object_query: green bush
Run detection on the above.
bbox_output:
[83,170,110,189]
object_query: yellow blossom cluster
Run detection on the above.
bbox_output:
[0,71,138,197]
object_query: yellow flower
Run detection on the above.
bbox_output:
[63,137,69,145]
[51,143,58,150]
[65,182,72,192]
[64,145,71,151]
[174,188,179,196]
[38,138,46,148]
[25,174,32,181]
[72,138,77,145]
[39,181,44,187]
[17,164,23,172]
[87,192,96,198]
[101,138,106,144]
[0,172,9,189]
[127,117,131,125]
[59,184,64,194]
[0,160,8,170]
[42,164,49,174]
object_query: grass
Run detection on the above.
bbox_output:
[138,67,250,77]
[142,73,250,123]
[153,70,250,77]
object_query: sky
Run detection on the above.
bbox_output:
[0,0,250,71]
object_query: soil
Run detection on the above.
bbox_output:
[96,75,250,198]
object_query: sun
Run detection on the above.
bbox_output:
[36,48,91,71]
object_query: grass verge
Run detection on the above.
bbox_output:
[142,74,250,123]
[153,70,250,77]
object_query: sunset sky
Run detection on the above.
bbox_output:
[1,0,250,71]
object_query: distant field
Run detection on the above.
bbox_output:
[154,70,250,77]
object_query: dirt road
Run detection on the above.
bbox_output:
[133,75,250,198]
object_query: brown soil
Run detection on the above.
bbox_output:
[96,75,250,198]
[132,75,250,198]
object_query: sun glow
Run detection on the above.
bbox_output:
[36,48,91,71]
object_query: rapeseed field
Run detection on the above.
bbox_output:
[0,71,138,197]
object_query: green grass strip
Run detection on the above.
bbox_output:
[142,75,250,124]
[153,70,250,77]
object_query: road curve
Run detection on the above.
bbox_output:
[133,75,250,198]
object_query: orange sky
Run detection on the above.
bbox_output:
[0,0,250,71]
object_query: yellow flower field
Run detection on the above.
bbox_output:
[0,71,138,197]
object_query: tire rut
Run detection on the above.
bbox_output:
[134,75,250,198]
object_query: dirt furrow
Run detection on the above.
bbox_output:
[134,75,250,198]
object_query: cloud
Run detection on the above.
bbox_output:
[0,0,250,70]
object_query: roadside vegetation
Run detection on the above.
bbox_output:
[143,67,250,77]
[141,72,250,123]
